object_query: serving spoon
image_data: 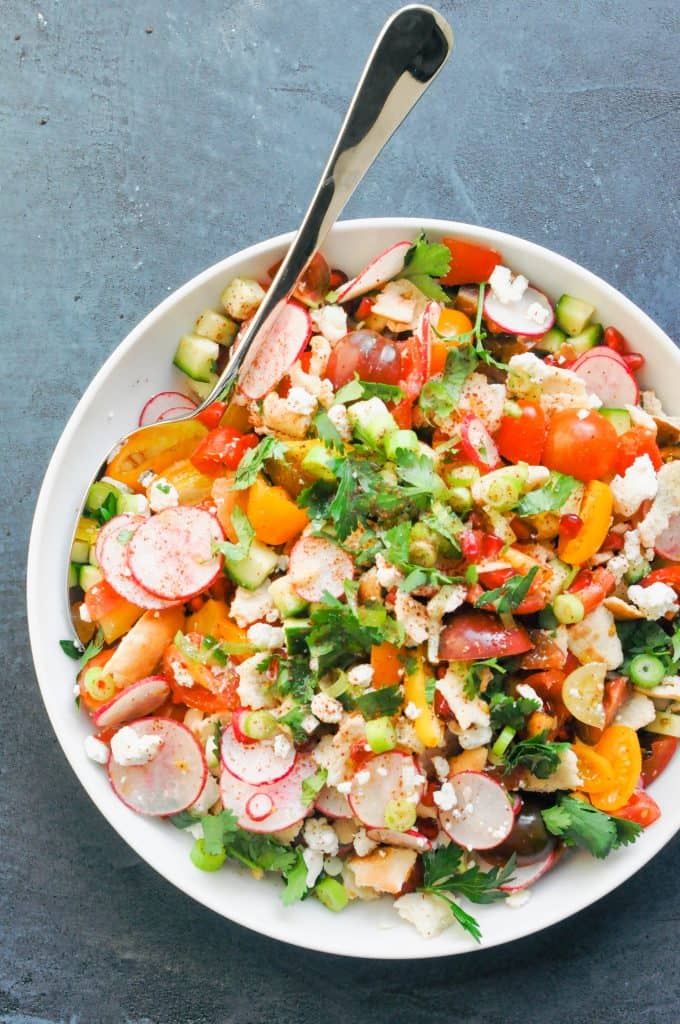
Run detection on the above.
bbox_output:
[67,4,453,633]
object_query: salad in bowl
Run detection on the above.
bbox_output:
[61,231,680,944]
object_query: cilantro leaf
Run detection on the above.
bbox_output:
[335,375,405,404]
[313,408,344,450]
[281,849,310,906]
[60,635,104,672]
[213,506,254,562]
[503,730,569,779]
[617,619,678,674]
[418,345,479,421]
[169,809,201,830]
[542,795,643,859]
[488,692,540,731]
[60,639,83,660]
[308,593,383,674]
[202,809,239,856]
[515,472,579,518]
[420,845,516,943]
[277,704,311,744]
[274,655,315,704]
[402,233,452,302]
[393,449,442,508]
[92,490,118,526]
[232,436,288,490]
[353,684,403,720]
[380,521,459,591]
[474,566,539,614]
[424,675,436,705]
[463,657,507,699]
[301,767,328,807]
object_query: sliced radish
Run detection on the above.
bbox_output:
[221,723,296,786]
[108,718,206,816]
[483,285,555,338]
[315,785,353,820]
[219,751,317,833]
[289,535,354,602]
[437,771,514,850]
[460,414,501,471]
[366,827,432,852]
[571,347,639,406]
[92,675,170,730]
[95,515,178,610]
[128,506,224,601]
[238,300,312,400]
[139,391,197,427]
[335,241,412,303]
[415,301,441,379]
[348,752,425,830]
[477,844,560,892]
[656,513,680,562]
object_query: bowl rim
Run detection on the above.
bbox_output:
[27,216,680,959]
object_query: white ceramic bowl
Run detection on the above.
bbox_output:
[27,218,680,958]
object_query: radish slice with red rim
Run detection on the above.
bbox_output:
[459,413,501,471]
[221,723,296,786]
[477,843,560,892]
[92,676,170,729]
[95,515,178,610]
[289,535,354,602]
[415,301,441,378]
[219,752,317,833]
[314,785,353,820]
[570,347,639,407]
[231,707,256,745]
[108,718,207,816]
[656,513,680,561]
[365,827,432,852]
[128,506,224,601]
[139,391,197,427]
[238,301,312,400]
[437,771,514,850]
[347,752,425,830]
[483,285,555,338]
[335,241,412,304]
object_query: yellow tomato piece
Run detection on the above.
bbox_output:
[97,600,145,644]
[562,662,607,728]
[246,475,309,546]
[403,656,444,748]
[370,642,403,689]
[572,738,617,794]
[590,725,642,812]
[158,458,215,505]
[185,599,249,661]
[107,420,208,492]
[437,308,473,337]
[558,480,613,565]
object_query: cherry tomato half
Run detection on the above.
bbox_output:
[196,401,227,430]
[326,330,402,388]
[438,610,533,661]
[190,427,258,475]
[613,791,661,828]
[641,736,678,786]
[615,427,663,475]
[440,238,502,286]
[496,401,547,465]
[543,409,619,481]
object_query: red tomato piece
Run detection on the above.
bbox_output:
[355,297,374,320]
[399,336,426,401]
[391,398,414,429]
[325,330,402,388]
[459,414,501,472]
[614,791,661,828]
[477,567,514,589]
[603,326,627,354]
[569,567,616,614]
[440,238,502,286]
[439,610,533,661]
[623,352,644,371]
[196,402,227,430]
[641,736,678,786]
[640,566,680,591]
[615,427,663,475]
[496,401,547,465]
[543,409,619,481]
[190,427,258,475]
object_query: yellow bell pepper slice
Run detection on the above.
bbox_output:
[403,655,444,748]
[558,480,612,565]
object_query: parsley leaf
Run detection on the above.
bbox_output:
[232,436,288,490]
[301,767,328,807]
[202,809,239,855]
[503,730,569,779]
[424,675,436,705]
[353,684,403,719]
[420,845,516,943]
[92,491,118,525]
[335,375,405,405]
[59,635,104,672]
[213,506,254,562]
[488,692,540,731]
[380,521,458,591]
[308,593,383,674]
[617,619,679,674]
[401,233,452,302]
[515,472,579,518]
[392,449,442,508]
[474,566,539,614]
[60,639,83,660]
[418,345,479,421]
[542,795,643,859]
[300,456,403,541]
[274,655,315,705]
[281,848,310,906]
[313,408,344,450]
[464,657,507,699]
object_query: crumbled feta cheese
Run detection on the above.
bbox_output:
[627,581,679,620]
[191,774,220,814]
[525,301,552,328]
[436,666,491,730]
[261,391,313,438]
[375,553,404,590]
[301,714,320,735]
[457,724,493,750]
[171,663,195,689]
[395,591,429,646]
[324,855,343,877]
[522,747,583,792]
[287,362,334,409]
[355,769,371,786]
[394,892,454,938]
[230,584,278,627]
[458,373,506,433]
[302,847,324,888]
[404,701,422,721]
[312,715,366,785]
[432,756,450,783]
[79,603,92,623]
[614,693,657,730]
[148,477,179,512]
[286,386,318,416]
[516,683,544,710]
[327,403,352,441]
[347,663,374,688]
[489,264,529,304]
[432,781,457,811]
[505,890,532,909]
[336,780,352,795]
[353,827,378,858]
[246,623,285,650]
[508,352,600,412]
[310,692,344,724]
[567,605,624,670]
[310,304,348,344]
[304,817,340,856]
[273,732,293,759]
[84,735,109,764]
[610,455,658,518]
[235,655,274,710]
[639,462,680,548]
[110,726,163,767]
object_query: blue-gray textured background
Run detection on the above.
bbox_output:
[2,1,679,1022]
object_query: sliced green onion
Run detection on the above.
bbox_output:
[485,474,524,511]
[448,485,473,514]
[384,798,417,832]
[491,725,516,759]
[314,876,349,912]
[190,838,226,872]
[624,563,650,586]
[83,667,116,702]
[465,564,479,585]
[321,672,350,699]
[553,593,585,625]
[243,710,277,740]
[365,716,397,753]
[629,654,665,689]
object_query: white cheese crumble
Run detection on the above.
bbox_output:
[432,781,457,812]
[505,890,532,909]
[394,591,430,646]
[353,827,378,858]
[110,726,163,767]
[84,735,109,764]
[310,692,344,724]
[432,756,450,783]
[627,581,679,620]
[79,604,92,623]
[614,693,657,730]
[516,683,544,710]
[457,724,493,750]
[148,477,179,512]
[394,892,454,938]
[489,264,529,304]
[404,701,422,721]
[171,663,195,689]
[610,454,658,518]
[327,403,352,441]
[273,733,293,759]
[525,301,551,328]
[235,654,274,710]
[304,817,340,856]
[246,623,285,650]
[230,584,278,628]
[301,714,320,735]
[286,386,318,416]
[310,304,348,344]
[375,553,404,590]
[436,666,491,730]
[347,663,374,688]
[355,769,371,786]
[302,848,324,888]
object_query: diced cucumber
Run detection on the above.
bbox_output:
[187,374,219,400]
[284,618,311,656]
[347,398,398,448]
[88,544,99,567]
[117,492,149,516]
[173,334,220,382]
[555,294,595,337]
[70,539,90,564]
[384,429,420,461]
[600,407,632,436]
[269,575,309,617]
[226,540,279,590]
[569,323,603,354]
[86,480,121,513]
[536,327,567,355]
[221,278,266,321]
[301,444,336,482]
[68,563,79,588]
[79,564,104,591]
[194,309,238,346]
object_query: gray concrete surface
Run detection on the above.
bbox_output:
[2,1,679,1021]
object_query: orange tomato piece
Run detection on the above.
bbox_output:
[185,599,249,661]
[211,474,249,542]
[558,481,613,566]
[246,475,309,545]
[84,581,144,644]
[437,308,473,337]
[107,420,208,492]
[370,642,403,688]
[590,725,642,812]
[572,738,617,794]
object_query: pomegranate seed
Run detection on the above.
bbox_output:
[602,531,625,551]
[624,352,645,370]
[420,782,438,808]
[559,514,583,540]
[604,326,627,353]
[482,533,504,557]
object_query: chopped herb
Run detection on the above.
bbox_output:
[418,344,479,421]
[169,809,201,830]
[353,684,403,720]
[93,491,118,525]
[277,704,311,744]
[420,844,516,943]
[400,652,418,675]
[301,767,328,807]
[393,449,442,508]
[281,848,311,906]
[488,692,540,732]
[542,794,643,859]
[463,657,506,699]
[181,808,299,877]
[401,233,452,302]
[424,676,436,705]
[274,655,315,704]
[213,506,254,562]
[503,730,568,779]
[313,408,344,450]
[59,635,104,672]
[617,619,680,676]
[60,639,83,660]
[474,566,539,614]
[232,436,288,490]
[515,472,579,518]
[157,483,171,494]
[307,593,383,674]
[335,375,405,405]
[465,564,479,584]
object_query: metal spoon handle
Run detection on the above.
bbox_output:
[202,4,453,403]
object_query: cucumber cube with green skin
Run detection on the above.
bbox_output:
[173,334,220,382]
[537,327,567,355]
[599,408,632,436]
[225,540,279,590]
[347,398,398,448]
[569,323,603,354]
[68,563,80,588]
[70,539,90,564]
[383,429,420,461]
[269,576,309,618]
[117,492,149,516]
[555,294,596,337]
[88,544,99,567]
[79,564,104,592]
[188,373,219,400]
[284,618,312,655]
[86,480,121,513]
[301,444,337,482]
